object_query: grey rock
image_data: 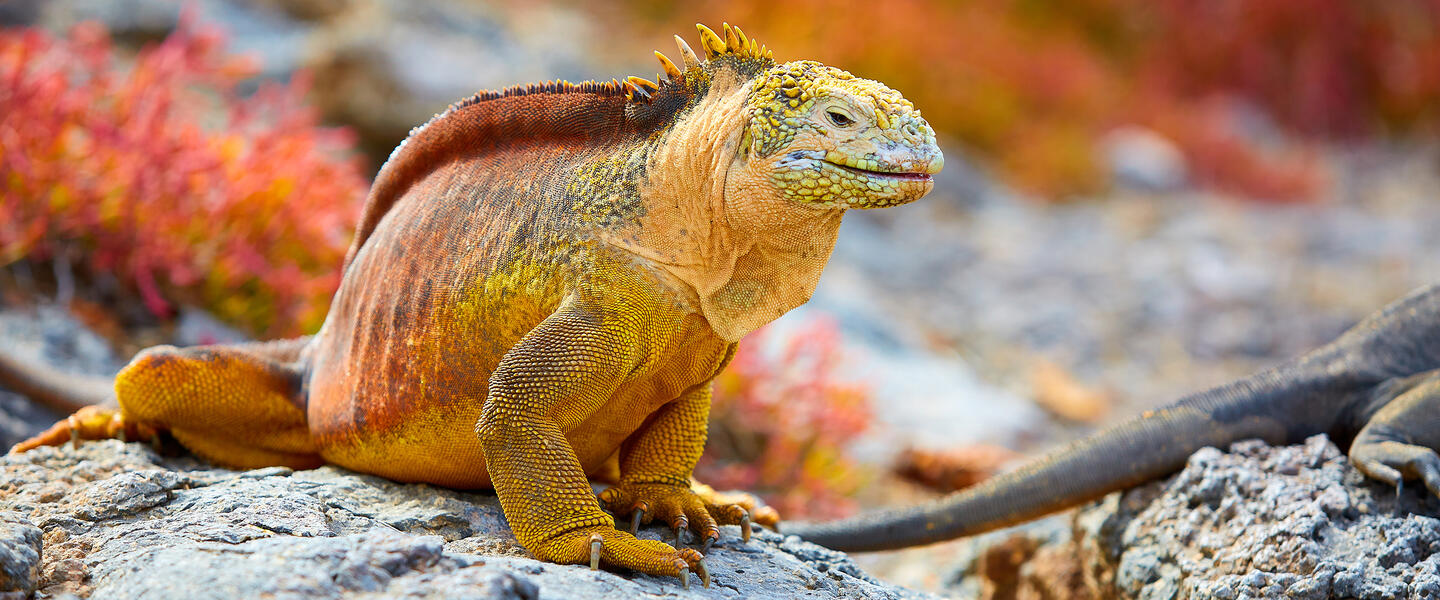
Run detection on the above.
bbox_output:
[1,441,935,599]
[947,435,1440,600]
[0,511,43,595]
[1100,126,1189,192]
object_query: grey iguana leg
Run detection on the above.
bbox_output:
[1349,370,1440,496]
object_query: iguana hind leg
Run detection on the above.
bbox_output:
[1349,370,1440,496]
[13,339,322,470]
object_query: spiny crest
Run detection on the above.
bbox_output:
[451,78,632,111]
[623,21,776,104]
[446,22,774,114]
[654,23,776,85]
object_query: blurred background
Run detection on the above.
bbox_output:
[3,0,1440,594]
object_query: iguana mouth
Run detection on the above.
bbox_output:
[825,161,934,182]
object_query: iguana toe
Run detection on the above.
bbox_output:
[672,515,688,544]
[600,482,722,546]
[1351,440,1440,497]
[690,481,781,540]
[546,525,704,585]
[10,405,156,454]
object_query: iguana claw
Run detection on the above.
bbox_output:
[740,509,751,543]
[589,533,603,570]
[672,515,687,544]
[679,566,689,589]
[630,507,644,535]
[68,414,82,449]
[696,558,710,588]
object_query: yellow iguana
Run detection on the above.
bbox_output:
[6,23,943,588]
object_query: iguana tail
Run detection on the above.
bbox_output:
[0,351,115,414]
[785,369,1321,551]
[787,282,1440,552]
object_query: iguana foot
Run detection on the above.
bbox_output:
[1349,372,1440,497]
[536,525,707,588]
[600,482,727,548]
[1351,441,1440,497]
[689,480,781,541]
[599,481,780,548]
[9,405,158,454]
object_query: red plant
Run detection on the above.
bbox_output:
[0,18,366,336]
[700,317,872,520]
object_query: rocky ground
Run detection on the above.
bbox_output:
[942,436,1440,600]
[0,440,935,600]
[7,416,1438,599]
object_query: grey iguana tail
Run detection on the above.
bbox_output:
[787,282,1440,552]
[0,351,114,414]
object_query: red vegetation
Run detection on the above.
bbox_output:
[700,318,873,520]
[0,19,367,336]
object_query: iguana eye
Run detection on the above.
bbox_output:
[826,110,855,128]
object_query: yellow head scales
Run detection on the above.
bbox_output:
[746,60,942,209]
[655,24,943,209]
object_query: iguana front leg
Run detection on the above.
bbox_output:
[598,380,769,550]
[476,299,705,587]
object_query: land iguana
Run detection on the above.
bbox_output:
[3,24,943,587]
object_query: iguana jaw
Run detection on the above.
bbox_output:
[823,160,935,182]
[820,148,942,181]
[772,147,942,209]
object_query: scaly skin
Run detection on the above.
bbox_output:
[6,24,942,585]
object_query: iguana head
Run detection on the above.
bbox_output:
[644,24,942,213]
[739,61,943,209]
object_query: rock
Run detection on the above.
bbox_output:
[0,441,935,599]
[1100,126,1188,192]
[0,511,43,596]
[946,435,1440,600]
